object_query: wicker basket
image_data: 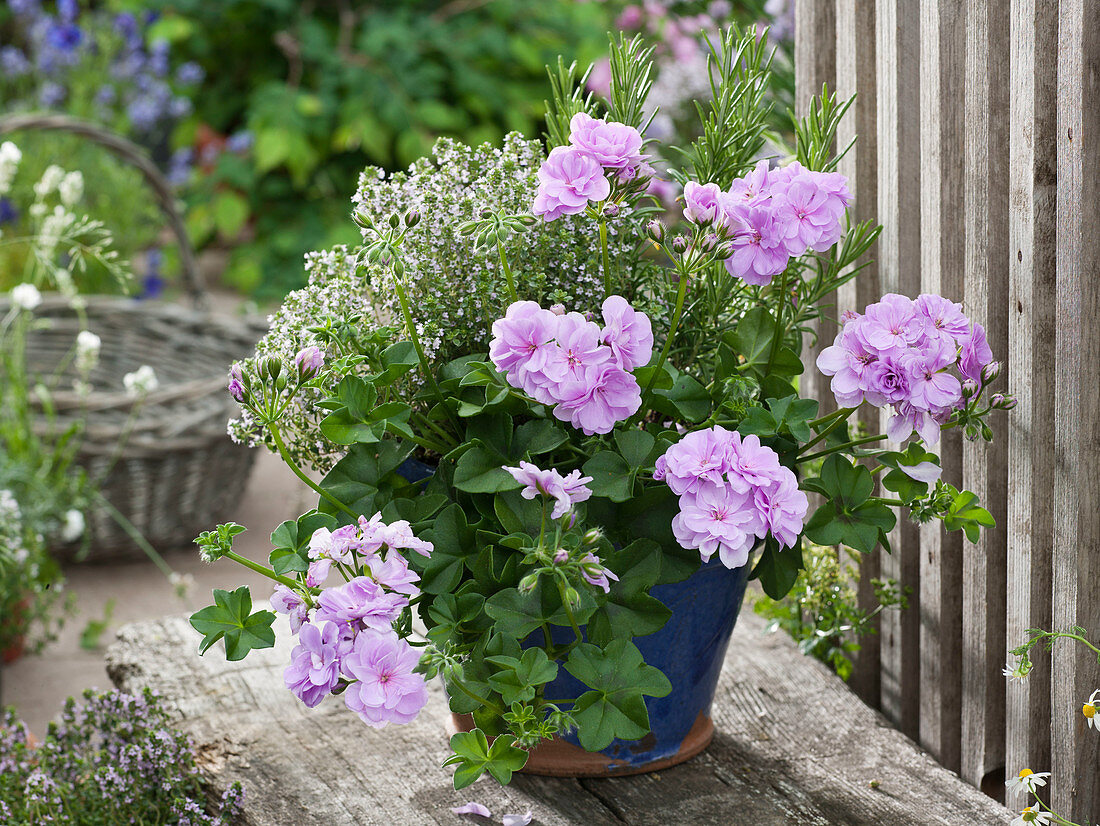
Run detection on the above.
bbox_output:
[1,114,266,561]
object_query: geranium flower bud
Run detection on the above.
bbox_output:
[582,528,602,546]
[961,379,978,398]
[404,208,421,228]
[549,303,566,316]
[258,355,282,381]
[562,586,581,610]
[553,549,569,564]
[646,218,665,243]
[388,213,400,228]
[672,235,689,253]
[980,360,1001,383]
[518,573,539,594]
[353,209,373,229]
[604,203,621,218]
[994,394,1017,410]
[295,346,325,380]
[227,364,247,402]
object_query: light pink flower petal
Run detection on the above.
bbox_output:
[898,461,942,483]
[502,812,533,826]
[451,802,492,817]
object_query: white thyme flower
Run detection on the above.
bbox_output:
[34,164,65,199]
[1084,689,1099,730]
[58,170,83,206]
[60,509,85,543]
[123,364,159,396]
[10,282,42,310]
[1006,768,1050,795]
[0,141,21,194]
[1011,804,1053,825]
[0,489,19,518]
[169,571,195,597]
[76,329,101,373]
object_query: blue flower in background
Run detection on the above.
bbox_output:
[57,0,78,24]
[94,84,117,105]
[46,22,84,53]
[127,96,162,132]
[9,0,41,18]
[0,47,31,77]
[149,40,170,77]
[39,81,67,108]
[140,247,165,299]
[175,62,205,86]
[168,97,193,119]
[226,131,254,154]
[166,148,194,187]
[0,198,19,226]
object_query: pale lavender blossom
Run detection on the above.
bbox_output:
[958,322,994,383]
[682,181,723,225]
[580,552,619,593]
[314,577,408,637]
[752,475,809,550]
[723,203,790,286]
[502,812,533,826]
[295,345,325,380]
[600,294,653,371]
[672,484,763,568]
[227,364,246,402]
[284,620,342,707]
[552,362,642,435]
[490,300,561,399]
[341,630,428,727]
[567,112,646,170]
[378,519,434,557]
[365,553,420,596]
[503,461,593,520]
[543,312,611,383]
[271,584,309,632]
[532,146,611,221]
[724,159,772,209]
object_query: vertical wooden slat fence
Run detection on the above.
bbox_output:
[795,1,1100,821]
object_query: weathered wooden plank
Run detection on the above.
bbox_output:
[795,0,838,416]
[834,0,882,710]
[1005,0,1058,811]
[1053,1,1100,820]
[105,611,1013,825]
[960,0,1010,793]
[873,0,923,740]
[917,0,966,775]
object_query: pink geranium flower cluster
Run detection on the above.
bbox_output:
[655,427,808,569]
[533,112,648,221]
[274,512,432,728]
[816,293,995,445]
[682,160,852,285]
[489,295,653,435]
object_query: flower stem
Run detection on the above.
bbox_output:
[268,424,359,520]
[798,433,887,464]
[224,550,304,593]
[390,266,461,432]
[497,239,518,303]
[635,267,690,422]
[599,219,612,297]
[764,265,791,375]
[449,677,505,717]
[798,408,854,456]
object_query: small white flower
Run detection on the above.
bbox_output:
[1003,657,1030,681]
[0,489,19,518]
[169,571,195,597]
[60,509,85,543]
[0,141,21,194]
[76,329,101,362]
[1084,689,1099,730]
[123,365,159,396]
[1006,768,1050,795]
[13,548,29,565]
[34,164,65,199]
[1011,804,1054,825]
[10,283,42,311]
[58,170,83,206]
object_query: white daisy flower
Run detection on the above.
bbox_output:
[1011,804,1053,825]
[1084,689,1099,730]
[1006,768,1050,795]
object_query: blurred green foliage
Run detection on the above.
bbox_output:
[146,0,617,296]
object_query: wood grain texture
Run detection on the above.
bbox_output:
[873,0,923,741]
[1005,0,1058,811]
[105,611,1013,825]
[1053,0,1100,820]
[918,0,966,775]
[795,0,838,416]
[834,0,883,710]
[960,0,1010,792]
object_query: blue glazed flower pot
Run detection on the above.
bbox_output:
[451,553,753,777]
[524,555,752,776]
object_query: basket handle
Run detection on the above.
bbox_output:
[0,112,205,309]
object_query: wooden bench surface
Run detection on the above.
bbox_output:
[105,610,1012,825]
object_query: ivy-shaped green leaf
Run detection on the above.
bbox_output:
[189,586,275,661]
[583,450,634,501]
[587,539,671,646]
[749,537,803,600]
[485,648,559,705]
[443,729,529,789]
[269,511,337,575]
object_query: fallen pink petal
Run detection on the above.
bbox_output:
[451,802,492,818]
[502,812,533,826]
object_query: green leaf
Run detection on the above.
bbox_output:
[652,374,711,422]
[484,587,549,640]
[730,307,804,380]
[944,489,996,543]
[426,592,486,648]
[614,429,656,468]
[587,539,672,646]
[749,538,803,600]
[421,504,479,594]
[319,441,413,515]
[512,419,568,456]
[565,640,672,751]
[454,446,515,494]
[443,730,528,789]
[582,451,634,502]
[269,511,337,575]
[371,341,419,386]
[486,648,559,705]
[212,191,250,238]
[189,586,275,661]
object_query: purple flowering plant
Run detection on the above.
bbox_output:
[192,28,1010,789]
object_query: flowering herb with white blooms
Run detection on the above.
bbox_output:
[196,28,1011,790]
